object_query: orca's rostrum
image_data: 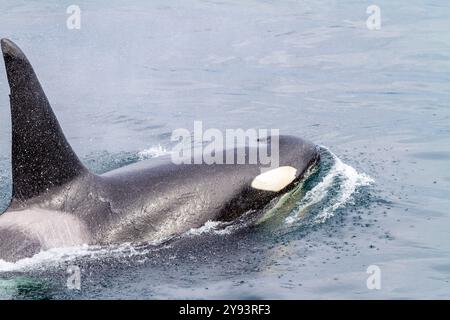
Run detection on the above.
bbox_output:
[0,39,320,262]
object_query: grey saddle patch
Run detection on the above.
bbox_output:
[0,208,91,250]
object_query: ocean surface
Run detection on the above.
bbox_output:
[0,0,449,299]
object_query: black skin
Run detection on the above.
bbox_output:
[0,38,320,261]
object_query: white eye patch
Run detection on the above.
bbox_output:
[251,166,297,192]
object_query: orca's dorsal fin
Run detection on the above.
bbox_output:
[1,39,88,204]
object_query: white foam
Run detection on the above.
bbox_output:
[0,242,164,273]
[137,145,171,160]
[285,147,374,224]
[185,220,234,236]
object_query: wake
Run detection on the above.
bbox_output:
[285,146,374,224]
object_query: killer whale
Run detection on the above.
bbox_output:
[0,39,320,262]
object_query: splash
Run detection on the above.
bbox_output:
[185,221,235,236]
[285,147,374,224]
[0,242,168,273]
[137,145,171,160]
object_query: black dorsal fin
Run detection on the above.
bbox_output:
[1,39,87,204]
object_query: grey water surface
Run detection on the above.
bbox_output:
[0,0,449,299]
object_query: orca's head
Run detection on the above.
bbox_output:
[214,134,320,222]
[250,135,320,192]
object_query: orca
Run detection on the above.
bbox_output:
[0,39,320,262]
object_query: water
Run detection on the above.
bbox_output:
[0,0,449,299]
